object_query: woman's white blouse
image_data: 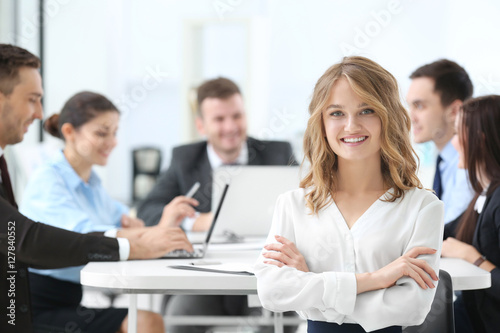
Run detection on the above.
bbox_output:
[254,187,444,332]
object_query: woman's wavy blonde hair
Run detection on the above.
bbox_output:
[300,56,422,214]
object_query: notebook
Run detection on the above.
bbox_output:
[162,183,229,258]
[211,166,300,240]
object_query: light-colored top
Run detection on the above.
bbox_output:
[474,188,488,214]
[254,187,444,332]
[439,141,474,223]
[20,150,129,283]
[207,141,249,169]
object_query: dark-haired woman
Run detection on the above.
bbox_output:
[20,91,196,333]
[441,95,500,333]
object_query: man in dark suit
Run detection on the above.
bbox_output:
[137,77,298,332]
[138,77,297,231]
[0,44,194,332]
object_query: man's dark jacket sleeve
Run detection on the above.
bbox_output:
[0,197,119,332]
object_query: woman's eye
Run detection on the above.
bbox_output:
[330,111,343,117]
[361,109,375,115]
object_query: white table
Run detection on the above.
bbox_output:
[81,252,491,333]
[440,257,491,290]
[82,250,263,333]
[82,250,258,294]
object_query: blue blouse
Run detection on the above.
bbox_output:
[438,141,475,223]
[20,150,128,283]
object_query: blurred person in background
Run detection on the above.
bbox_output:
[442,95,500,333]
[138,77,298,332]
[138,77,297,231]
[0,44,195,333]
[407,59,474,224]
[20,91,200,333]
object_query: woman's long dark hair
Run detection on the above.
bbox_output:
[455,95,500,244]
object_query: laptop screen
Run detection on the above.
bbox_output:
[211,166,300,238]
[202,183,229,251]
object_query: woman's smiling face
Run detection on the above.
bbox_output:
[70,110,119,167]
[323,77,382,164]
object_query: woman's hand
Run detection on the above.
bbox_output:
[262,235,309,272]
[357,247,438,294]
[121,215,145,228]
[442,237,481,263]
[158,196,199,228]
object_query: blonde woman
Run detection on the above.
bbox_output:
[255,57,444,333]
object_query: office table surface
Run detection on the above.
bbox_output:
[81,250,259,294]
[81,250,491,292]
[440,257,491,290]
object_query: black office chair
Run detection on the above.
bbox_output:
[404,269,455,333]
[132,147,162,204]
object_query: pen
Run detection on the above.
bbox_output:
[185,182,200,198]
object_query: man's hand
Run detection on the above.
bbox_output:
[122,226,194,260]
[158,196,199,228]
[192,213,214,232]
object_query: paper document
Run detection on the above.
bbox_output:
[169,263,254,276]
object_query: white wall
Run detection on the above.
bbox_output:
[2,0,500,204]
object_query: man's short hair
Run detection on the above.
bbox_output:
[0,44,41,96]
[196,77,241,116]
[409,59,473,107]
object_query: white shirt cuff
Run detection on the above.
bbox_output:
[104,228,118,238]
[323,271,357,315]
[182,212,200,231]
[116,238,130,261]
[104,229,129,260]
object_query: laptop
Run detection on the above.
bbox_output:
[162,183,229,258]
[211,166,300,241]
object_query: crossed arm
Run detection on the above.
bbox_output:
[254,193,444,331]
[263,235,438,293]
